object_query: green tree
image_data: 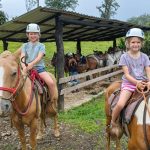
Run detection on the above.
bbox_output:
[127,14,150,56]
[127,14,150,26]
[96,0,119,19]
[25,0,39,12]
[0,11,8,25]
[45,0,78,10]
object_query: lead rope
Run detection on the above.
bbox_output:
[136,82,150,150]
[136,83,150,117]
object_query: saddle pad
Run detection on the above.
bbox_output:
[108,89,143,124]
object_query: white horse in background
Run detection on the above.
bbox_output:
[106,50,125,66]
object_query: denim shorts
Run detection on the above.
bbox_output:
[36,67,45,73]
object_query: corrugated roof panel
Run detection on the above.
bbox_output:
[0,6,149,42]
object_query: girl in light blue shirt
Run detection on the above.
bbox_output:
[19,23,56,102]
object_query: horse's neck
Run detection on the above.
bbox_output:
[15,77,31,108]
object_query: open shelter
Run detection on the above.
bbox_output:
[0,7,150,110]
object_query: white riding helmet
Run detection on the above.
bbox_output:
[26,23,40,33]
[126,28,144,39]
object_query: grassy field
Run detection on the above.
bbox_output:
[0,41,113,56]
[0,41,113,73]
[59,95,106,133]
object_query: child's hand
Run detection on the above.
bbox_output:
[27,63,34,70]
[22,66,27,75]
[136,81,146,91]
[146,81,150,90]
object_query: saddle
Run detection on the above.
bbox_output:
[29,69,51,126]
[109,88,150,124]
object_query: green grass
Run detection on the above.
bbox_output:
[0,41,113,55]
[59,95,106,133]
[0,41,112,74]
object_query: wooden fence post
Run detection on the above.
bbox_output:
[55,15,65,111]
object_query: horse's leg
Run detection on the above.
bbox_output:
[36,117,44,140]
[52,100,60,137]
[106,116,111,150]
[12,116,26,150]
[29,118,38,150]
[47,99,60,137]
[53,113,60,137]
[116,138,121,150]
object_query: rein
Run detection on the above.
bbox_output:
[136,82,150,149]
[136,83,150,117]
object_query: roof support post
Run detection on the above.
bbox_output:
[55,15,65,112]
[2,40,8,51]
[113,39,116,48]
[76,40,81,55]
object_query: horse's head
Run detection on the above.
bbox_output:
[0,50,20,116]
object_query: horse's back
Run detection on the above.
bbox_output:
[105,81,122,100]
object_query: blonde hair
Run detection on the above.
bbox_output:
[125,37,144,51]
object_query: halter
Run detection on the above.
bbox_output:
[0,65,21,101]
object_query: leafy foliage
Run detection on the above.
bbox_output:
[0,10,8,25]
[25,0,39,12]
[127,14,150,55]
[45,0,78,10]
[96,0,120,19]
[127,14,150,26]
[117,38,126,50]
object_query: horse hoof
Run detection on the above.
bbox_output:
[36,133,44,140]
[54,130,60,137]
[109,126,123,139]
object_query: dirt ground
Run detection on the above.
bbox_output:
[0,79,127,150]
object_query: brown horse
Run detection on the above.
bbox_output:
[74,53,107,73]
[0,50,60,150]
[51,52,78,76]
[105,81,150,150]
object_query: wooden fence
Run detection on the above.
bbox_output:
[58,64,123,111]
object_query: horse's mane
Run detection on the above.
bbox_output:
[0,50,12,58]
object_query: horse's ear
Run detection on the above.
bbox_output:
[0,50,12,58]
[13,49,21,61]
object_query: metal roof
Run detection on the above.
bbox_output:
[0,6,150,42]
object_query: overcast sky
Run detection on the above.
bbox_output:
[1,0,150,21]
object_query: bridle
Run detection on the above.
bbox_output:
[0,65,22,101]
[0,63,34,116]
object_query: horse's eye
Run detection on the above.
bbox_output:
[12,71,17,77]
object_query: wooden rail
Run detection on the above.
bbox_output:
[59,64,123,95]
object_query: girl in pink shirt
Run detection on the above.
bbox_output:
[111,28,150,128]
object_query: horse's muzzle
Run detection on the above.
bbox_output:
[0,99,12,117]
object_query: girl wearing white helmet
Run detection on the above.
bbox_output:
[19,23,56,103]
[110,28,150,132]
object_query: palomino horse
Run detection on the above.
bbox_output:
[0,50,60,150]
[105,81,150,150]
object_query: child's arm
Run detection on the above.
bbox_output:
[27,52,44,70]
[122,65,145,90]
[19,47,27,73]
[122,66,138,84]
[145,66,150,81]
[145,66,150,89]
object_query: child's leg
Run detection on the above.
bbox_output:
[39,72,55,100]
[111,90,132,126]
